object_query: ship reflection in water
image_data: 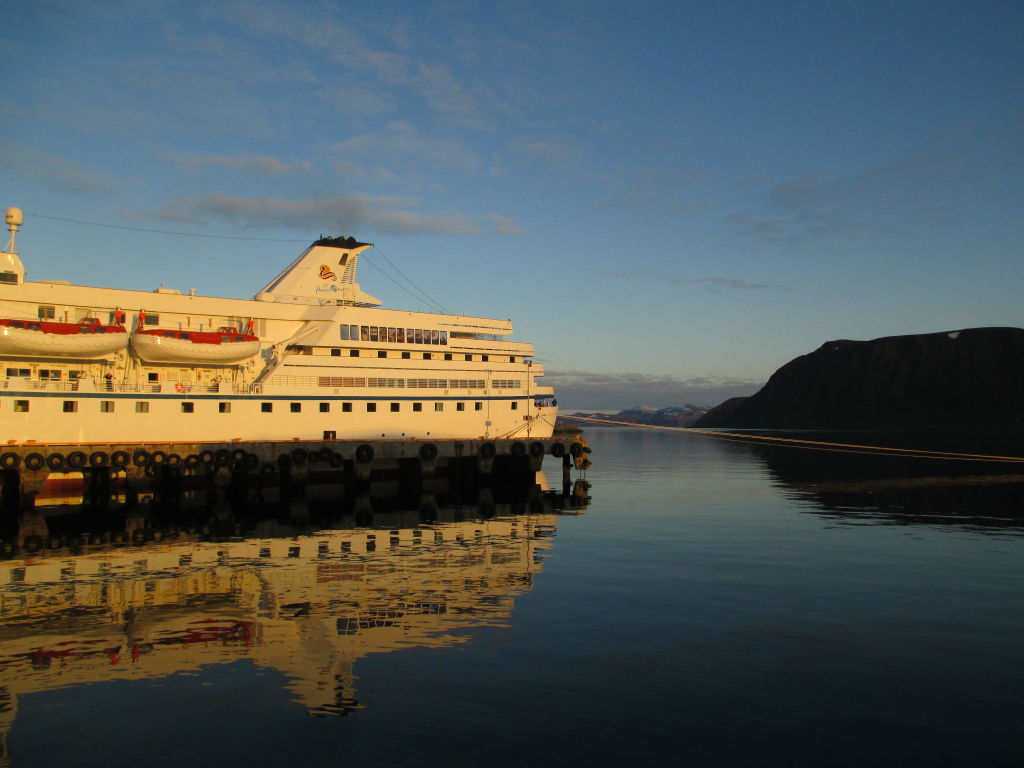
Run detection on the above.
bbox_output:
[0,472,590,761]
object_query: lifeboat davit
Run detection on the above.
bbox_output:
[131,326,261,364]
[0,317,128,358]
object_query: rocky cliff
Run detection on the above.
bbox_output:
[696,327,1024,429]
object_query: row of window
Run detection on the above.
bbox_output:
[316,376,519,389]
[340,325,450,345]
[328,349,511,363]
[12,400,518,414]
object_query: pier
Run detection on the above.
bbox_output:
[0,437,591,514]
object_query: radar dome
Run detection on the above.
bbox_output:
[5,207,23,228]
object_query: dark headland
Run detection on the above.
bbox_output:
[696,327,1024,429]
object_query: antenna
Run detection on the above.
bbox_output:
[5,207,23,253]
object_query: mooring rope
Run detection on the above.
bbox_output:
[564,415,1024,464]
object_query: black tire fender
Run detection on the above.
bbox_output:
[355,444,374,464]
[24,452,45,471]
[419,443,438,461]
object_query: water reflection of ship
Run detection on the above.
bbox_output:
[0,474,591,765]
[749,441,1024,532]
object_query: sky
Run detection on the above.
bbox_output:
[2,0,1022,410]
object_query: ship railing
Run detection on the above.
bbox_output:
[0,378,262,395]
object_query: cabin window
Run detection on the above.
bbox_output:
[369,327,379,342]
[6,368,30,377]
[181,402,194,413]
[350,349,359,357]
[136,402,149,413]
[481,355,489,362]
[323,430,336,440]
[38,305,55,319]
[319,403,329,413]
[13,400,28,412]
[396,328,405,343]
[444,353,452,361]
[360,326,369,341]
[342,403,352,413]
[423,353,432,360]
[511,402,518,410]
[414,329,424,344]
[261,403,273,413]
[388,328,397,343]
[434,403,444,412]
[366,403,377,412]
[474,402,483,411]
[147,373,159,383]
[413,402,422,412]
[100,401,115,413]
[219,403,231,413]
[144,314,159,326]
[39,369,61,380]
[510,356,516,363]
[0,273,17,284]
[465,354,472,361]
[401,352,410,359]
[378,351,387,359]
[457,402,465,411]
[290,403,301,413]
[63,401,78,413]
[390,402,400,412]
[331,348,341,357]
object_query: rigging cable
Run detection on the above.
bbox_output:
[375,250,449,314]
[25,212,309,243]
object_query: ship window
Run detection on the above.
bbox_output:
[219,403,231,413]
[100,401,115,413]
[434,403,444,412]
[13,400,28,412]
[290,402,301,413]
[413,402,422,412]
[181,402,194,413]
[396,328,405,343]
[510,356,516,363]
[147,373,159,382]
[431,330,440,345]
[369,327,379,342]
[406,328,414,343]
[28,322,41,331]
[324,430,336,440]
[350,349,359,357]
[474,402,483,411]
[320,402,329,413]
[511,402,518,410]
[390,402,400,412]
[38,305,56,319]
[144,314,159,325]
[465,354,472,361]
[63,401,78,413]
[366,403,376,412]
[378,350,387,359]
[6,368,29,377]
[331,348,341,356]
[220,335,232,342]
[423,353,432,360]
[388,328,397,343]
[0,272,17,284]
[339,325,350,340]
[481,355,489,362]
[402,352,410,359]
[440,331,447,345]
[457,402,465,411]
[444,353,452,361]
[414,329,423,344]
[261,403,273,413]
[360,326,369,341]
[342,403,352,413]
[136,402,149,413]
[39,369,62,380]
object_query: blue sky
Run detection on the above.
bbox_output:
[2,0,1022,409]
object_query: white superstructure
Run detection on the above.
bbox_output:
[0,211,557,444]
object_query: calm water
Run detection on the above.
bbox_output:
[3,428,1024,766]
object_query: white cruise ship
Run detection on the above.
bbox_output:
[0,208,557,445]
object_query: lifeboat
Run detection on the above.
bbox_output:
[0,317,128,358]
[131,326,261,364]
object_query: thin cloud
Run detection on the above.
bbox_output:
[0,141,123,196]
[489,214,523,236]
[598,168,708,213]
[514,140,587,172]
[159,152,310,174]
[592,267,783,292]
[157,193,482,236]
[334,122,479,175]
